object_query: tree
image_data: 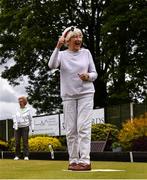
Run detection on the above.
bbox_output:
[102,0,147,104]
[0,0,147,114]
[0,0,64,114]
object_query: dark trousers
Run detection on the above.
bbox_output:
[14,126,29,157]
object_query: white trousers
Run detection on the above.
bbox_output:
[63,95,94,164]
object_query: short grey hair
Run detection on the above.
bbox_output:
[62,26,83,42]
[18,96,28,105]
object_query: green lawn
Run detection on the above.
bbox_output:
[0,160,146,179]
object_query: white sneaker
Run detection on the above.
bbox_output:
[14,156,19,160]
[24,157,29,160]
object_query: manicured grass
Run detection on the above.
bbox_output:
[0,160,146,179]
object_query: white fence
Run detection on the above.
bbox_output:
[33,108,105,136]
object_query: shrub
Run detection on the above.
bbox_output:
[29,136,62,152]
[8,138,26,152]
[8,138,15,152]
[29,134,52,138]
[91,123,119,141]
[29,134,66,151]
[118,113,147,151]
[132,136,147,151]
[111,142,122,149]
[56,136,67,151]
[0,140,8,151]
[91,123,119,150]
[8,135,63,152]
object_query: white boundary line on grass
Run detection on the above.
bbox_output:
[1,179,145,180]
[62,169,126,172]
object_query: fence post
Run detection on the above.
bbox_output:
[130,102,134,122]
[1,151,4,159]
[6,119,8,141]
[129,151,134,162]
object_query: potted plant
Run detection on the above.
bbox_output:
[111,142,122,152]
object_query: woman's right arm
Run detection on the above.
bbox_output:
[48,36,65,69]
[48,48,61,69]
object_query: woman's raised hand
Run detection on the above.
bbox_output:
[56,36,65,49]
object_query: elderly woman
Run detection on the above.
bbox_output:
[48,26,97,171]
[13,96,34,160]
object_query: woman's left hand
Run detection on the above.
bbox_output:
[78,73,89,81]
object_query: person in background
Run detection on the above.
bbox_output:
[48,26,97,171]
[13,96,34,160]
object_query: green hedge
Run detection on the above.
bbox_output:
[8,135,62,152]
[0,140,8,151]
[118,113,147,151]
[29,136,62,151]
[91,123,119,141]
